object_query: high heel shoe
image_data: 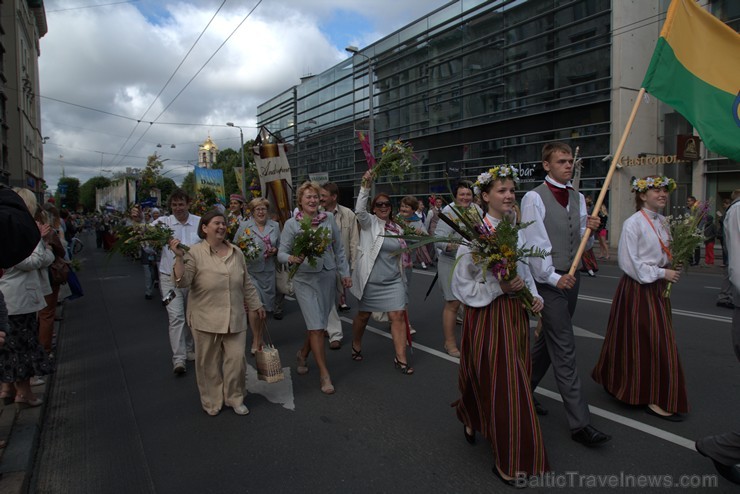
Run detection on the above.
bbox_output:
[393,358,414,375]
[444,344,461,358]
[463,426,475,445]
[320,375,335,394]
[15,395,43,409]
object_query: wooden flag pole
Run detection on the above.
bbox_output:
[568,87,646,276]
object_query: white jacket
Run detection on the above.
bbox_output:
[350,186,406,300]
[0,240,55,315]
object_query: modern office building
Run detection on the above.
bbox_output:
[0,0,47,196]
[257,0,739,245]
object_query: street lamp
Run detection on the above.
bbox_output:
[227,122,247,199]
[345,45,375,196]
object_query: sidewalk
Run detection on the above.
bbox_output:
[0,302,64,493]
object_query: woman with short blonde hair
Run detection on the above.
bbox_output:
[278,181,351,394]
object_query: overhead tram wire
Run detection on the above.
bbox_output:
[113,0,265,168]
[109,0,229,168]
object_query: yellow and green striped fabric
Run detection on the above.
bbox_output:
[642,0,740,162]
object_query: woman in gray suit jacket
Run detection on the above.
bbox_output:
[234,197,280,355]
[278,182,351,394]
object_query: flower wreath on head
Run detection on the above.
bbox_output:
[473,165,520,196]
[631,176,677,194]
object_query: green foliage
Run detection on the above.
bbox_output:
[55,177,81,211]
[79,176,111,211]
[155,177,176,204]
[181,171,196,200]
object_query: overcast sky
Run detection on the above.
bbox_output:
[39,0,452,191]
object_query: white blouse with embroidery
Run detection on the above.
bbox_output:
[618,209,670,284]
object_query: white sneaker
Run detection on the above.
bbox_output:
[233,404,250,415]
[421,262,427,269]
[409,326,417,335]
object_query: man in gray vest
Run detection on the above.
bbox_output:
[520,142,611,446]
[696,188,740,485]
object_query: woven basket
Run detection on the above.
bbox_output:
[255,345,284,383]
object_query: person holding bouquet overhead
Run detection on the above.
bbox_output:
[592,176,688,421]
[278,182,351,395]
[350,171,413,375]
[451,165,548,485]
[170,210,265,416]
[233,197,280,355]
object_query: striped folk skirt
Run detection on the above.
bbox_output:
[591,275,689,413]
[453,296,549,476]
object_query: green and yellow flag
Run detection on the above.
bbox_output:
[642,0,740,161]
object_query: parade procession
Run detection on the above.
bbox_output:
[1,0,740,491]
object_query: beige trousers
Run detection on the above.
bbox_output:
[192,328,247,414]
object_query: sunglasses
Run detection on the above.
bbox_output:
[375,201,392,208]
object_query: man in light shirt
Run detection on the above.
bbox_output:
[520,142,611,447]
[151,189,201,375]
[320,182,359,349]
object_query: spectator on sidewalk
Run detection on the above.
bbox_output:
[704,214,717,266]
[0,188,54,408]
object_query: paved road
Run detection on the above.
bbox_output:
[27,236,740,492]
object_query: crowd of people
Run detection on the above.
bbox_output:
[5,138,739,484]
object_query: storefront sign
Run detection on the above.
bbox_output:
[517,163,539,183]
[677,135,701,161]
[618,155,686,166]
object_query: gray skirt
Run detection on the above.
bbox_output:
[437,255,459,302]
[248,269,275,312]
[292,269,336,330]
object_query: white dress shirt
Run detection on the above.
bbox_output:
[152,213,202,275]
[451,214,542,308]
[618,209,670,284]
[520,176,589,287]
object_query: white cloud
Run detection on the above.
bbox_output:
[39,0,450,192]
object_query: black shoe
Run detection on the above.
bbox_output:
[646,407,685,422]
[571,425,611,446]
[696,441,740,485]
[145,294,153,300]
[463,426,475,445]
[717,301,734,309]
[533,398,548,416]
[338,304,351,312]
[273,312,283,320]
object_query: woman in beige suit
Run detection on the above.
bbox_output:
[170,210,265,416]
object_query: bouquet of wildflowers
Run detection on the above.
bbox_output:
[395,214,425,237]
[226,215,241,240]
[388,205,549,316]
[189,188,220,216]
[289,216,332,278]
[662,201,709,297]
[112,223,189,258]
[370,139,415,181]
[234,230,262,261]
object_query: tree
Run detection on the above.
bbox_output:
[181,171,196,200]
[79,176,111,211]
[138,154,164,199]
[214,140,257,197]
[156,177,176,205]
[55,177,81,211]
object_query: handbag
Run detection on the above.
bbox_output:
[275,263,294,296]
[255,321,284,383]
[48,257,70,285]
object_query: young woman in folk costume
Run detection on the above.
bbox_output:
[451,166,548,485]
[592,176,688,421]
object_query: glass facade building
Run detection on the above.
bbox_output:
[258,0,613,204]
[257,0,737,221]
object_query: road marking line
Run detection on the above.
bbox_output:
[535,388,696,451]
[579,295,731,323]
[340,316,696,451]
[704,286,720,290]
